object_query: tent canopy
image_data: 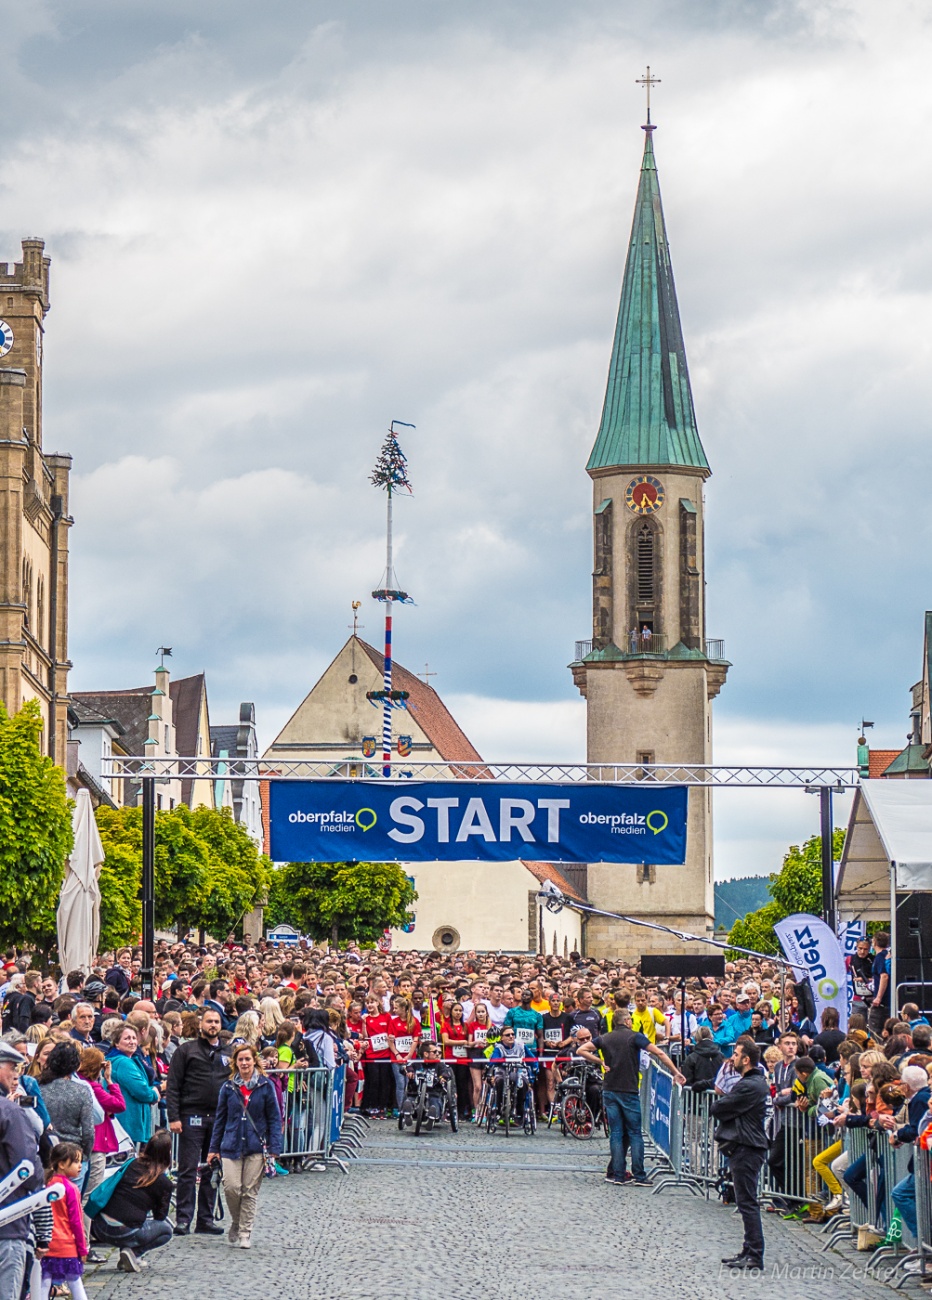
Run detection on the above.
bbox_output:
[837,781,932,920]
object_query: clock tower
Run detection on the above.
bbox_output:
[570,122,728,958]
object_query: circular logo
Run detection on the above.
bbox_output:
[355,807,377,831]
[817,978,839,1001]
[625,475,665,514]
[0,321,13,359]
[646,810,669,835]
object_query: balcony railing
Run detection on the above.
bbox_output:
[573,635,726,661]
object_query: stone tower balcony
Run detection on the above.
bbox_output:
[570,636,729,700]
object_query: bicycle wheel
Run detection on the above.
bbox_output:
[524,1097,537,1136]
[502,1082,512,1136]
[486,1093,497,1134]
[414,1081,427,1136]
[448,1082,459,1133]
[563,1095,594,1139]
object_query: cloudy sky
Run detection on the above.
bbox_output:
[6,0,930,878]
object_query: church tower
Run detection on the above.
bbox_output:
[0,240,72,762]
[570,118,728,957]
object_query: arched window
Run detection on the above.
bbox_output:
[36,575,45,645]
[637,522,654,602]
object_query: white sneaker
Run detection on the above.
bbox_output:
[824,1194,844,1214]
[238,1235,252,1249]
[118,1248,142,1273]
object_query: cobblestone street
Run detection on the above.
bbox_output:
[82,1120,906,1300]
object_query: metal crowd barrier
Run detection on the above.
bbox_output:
[117,1067,365,1177]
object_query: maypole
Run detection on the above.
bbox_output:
[369,421,414,777]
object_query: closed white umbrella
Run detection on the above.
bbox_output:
[56,789,104,976]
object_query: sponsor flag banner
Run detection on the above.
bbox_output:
[268,780,687,865]
[649,1067,673,1156]
[774,911,849,1033]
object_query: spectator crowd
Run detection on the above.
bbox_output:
[0,925,928,1292]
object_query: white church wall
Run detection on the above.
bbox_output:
[390,861,580,954]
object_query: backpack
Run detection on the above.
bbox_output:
[85,1162,131,1219]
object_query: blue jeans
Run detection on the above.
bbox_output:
[892,1172,917,1238]
[91,1216,173,1256]
[0,1241,26,1300]
[602,1089,645,1180]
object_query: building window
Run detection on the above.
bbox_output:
[164,725,169,751]
[637,523,654,601]
[36,576,45,645]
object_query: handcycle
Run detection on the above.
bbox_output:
[482,1060,537,1137]
[548,1060,605,1139]
[398,1062,458,1135]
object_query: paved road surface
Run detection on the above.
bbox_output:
[84,1120,906,1300]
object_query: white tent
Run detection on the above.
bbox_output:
[836,780,932,1008]
[56,789,104,977]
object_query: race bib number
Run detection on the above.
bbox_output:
[544,1028,562,1044]
[369,1033,389,1052]
[472,1027,488,1044]
[515,1027,535,1045]
[423,1070,436,1088]
[395,1035,413,1055]
[452,1045,467,1058]
[854,978,872,998]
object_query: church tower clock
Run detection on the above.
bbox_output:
[570,109,729,957]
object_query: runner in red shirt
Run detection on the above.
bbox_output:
[360,995,395,1117]
[442,1002,471,1119]
[389,995,421,1114]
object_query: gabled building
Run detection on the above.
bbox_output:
[72,665,229,812]
[211,702,262,846]
[262,636,584,953]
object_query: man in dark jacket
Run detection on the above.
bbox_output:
[165,1009,230,1236]
[680,1027,724,1091]
[711,1037,769,1271]
[0,1042,44,1300]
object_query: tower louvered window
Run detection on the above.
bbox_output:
[637,523,654,601]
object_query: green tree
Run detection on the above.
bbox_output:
[0,700,73,955]
[95,804,271,946]
[185,806,271,939]
[269,860,417,945]
[728,828,846,956]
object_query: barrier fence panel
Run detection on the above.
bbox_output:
[916,1144,932,1282]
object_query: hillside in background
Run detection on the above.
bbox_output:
[714,876,772,931]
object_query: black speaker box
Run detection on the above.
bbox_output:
[640,954,726,979]
[895,893,932,963]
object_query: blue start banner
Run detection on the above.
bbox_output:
[268,780,688,865]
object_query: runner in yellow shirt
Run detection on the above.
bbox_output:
[630,988,666,1044]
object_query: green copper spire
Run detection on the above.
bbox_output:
[587,127,709,475]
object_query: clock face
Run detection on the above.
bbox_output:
[625,474,665,514]
[0,321,13,358]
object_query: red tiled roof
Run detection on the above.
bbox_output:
[357,638,482,765]
[868,750,901,779]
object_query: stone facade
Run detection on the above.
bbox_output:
[0,240,71,760]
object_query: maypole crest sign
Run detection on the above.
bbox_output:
[268,780,688,865]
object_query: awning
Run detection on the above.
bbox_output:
[836,780,932,918]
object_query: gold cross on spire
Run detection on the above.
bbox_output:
[636,65,661,126]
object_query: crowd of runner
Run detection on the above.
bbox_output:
[1,928,930,1288]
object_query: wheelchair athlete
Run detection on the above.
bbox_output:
[488,1028,531,1118]
[403,1042,454,1125]
[561,1028,603,1117]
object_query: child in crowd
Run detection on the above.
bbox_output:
[42,1142,88,1300]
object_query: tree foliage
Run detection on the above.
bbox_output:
[95,804,271,945]
[267,860,417,945]
[728,828,846,956]
[0,700,73,951]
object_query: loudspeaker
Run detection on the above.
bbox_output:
[896,893,932,962]
[640,955,726,979]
